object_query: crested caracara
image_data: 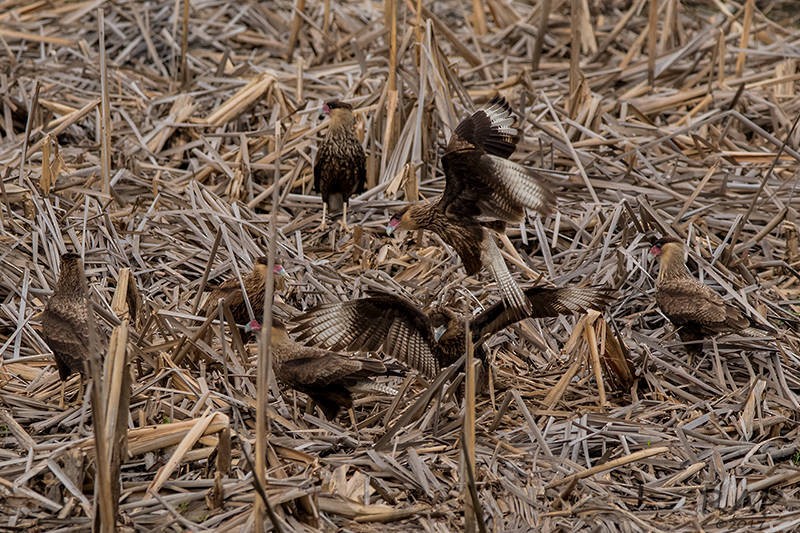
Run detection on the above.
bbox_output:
[42,252,96,382]
[386,95,554,314]
[650,236,760,356]
[203,257,287,333]
[314,100,366,230]
[292,286,613,378]
[270,321,396,419]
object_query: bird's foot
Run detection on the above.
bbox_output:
[314,218,328,232]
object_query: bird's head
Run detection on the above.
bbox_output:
[321,100,354,123]
[61,252,82,274]
[649,236,681,257]
[386,206,418,236]
[253,257,290,292]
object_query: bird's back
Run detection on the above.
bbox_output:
[42,290,91,380]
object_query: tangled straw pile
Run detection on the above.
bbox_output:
[1,0,800,530]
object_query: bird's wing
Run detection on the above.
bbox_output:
[313,143,325,192]
[474,286,615,343]
[441,151,554,225]
[355,144,367,194]
[656,279,732,328]
[42,308,90,350]
[292,293,439,377]
[448,95,519,159]
[276,351,379,389]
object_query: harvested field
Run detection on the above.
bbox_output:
[2,0,800,531]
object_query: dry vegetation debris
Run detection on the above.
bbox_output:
[1,0,800,531]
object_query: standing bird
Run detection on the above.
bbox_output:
[314,100,366,230]
[41,253,97,403]
[270,321,397,419]
[292,286,613,378]
[386,95,555,314]
[650,236,761,356]
[202,257,288,333]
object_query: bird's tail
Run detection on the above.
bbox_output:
[349,380,398,396]
[327,193,344,215]
[482,235,530,314]
[740,326,773,338]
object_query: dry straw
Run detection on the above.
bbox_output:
[1,0,800,531]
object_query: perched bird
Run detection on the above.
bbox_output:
[292,286,613,378]
[650,236,761,356]
[42,252,94,382]
[203,257,288,331]
[270,321,397,419]
[386,95,555,314]
[314,100,366,230]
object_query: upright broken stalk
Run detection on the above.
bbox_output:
[253,114,283,532]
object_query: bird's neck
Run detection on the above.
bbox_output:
[657,246,690,283]
[327,112,355,134]
[410,200,440,225]
[55,263,86,298]
[270,325,293,347]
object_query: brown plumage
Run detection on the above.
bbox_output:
[41,253,94,381]
[314,100,366,226]
[270,322,396,419]
[386,95,555,314]
[203,257,287,328]
[292,286,613,378]
[650,236,755,356]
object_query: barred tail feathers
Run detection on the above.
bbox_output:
[482,235,530,314]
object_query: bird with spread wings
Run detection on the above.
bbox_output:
[386,95,555,315]
[291,286,613,378]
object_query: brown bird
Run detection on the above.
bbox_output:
[650,236,761,356]
[270,321,397,419]
[292,286,613,378]
[203,257,288,332]
[314,100,366,230]
[386,95,555,314]
[42,253,94,382]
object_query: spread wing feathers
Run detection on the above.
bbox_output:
[482,235,530,314]
[480,156,555,220]
[474,286,614,343]
[656,279,749,334]
[441,154,554,224]
[449,95,519,159]
[292,294,440,377]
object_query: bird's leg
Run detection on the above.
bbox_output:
[314,204,328,232]
[348,407,360,442]
[338,203,350,232]
[59,380,66,409]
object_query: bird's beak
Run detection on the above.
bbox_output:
[274,264,288,277]
[386,219,400,236]
[433,325,446,342]
[649,246,661,257]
